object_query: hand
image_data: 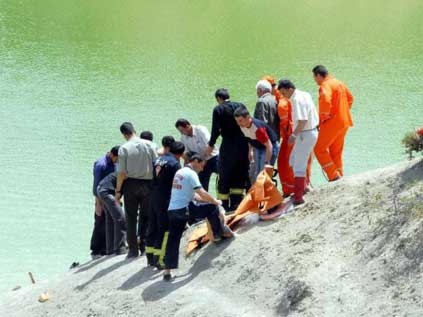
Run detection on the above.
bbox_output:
[114,192,122,203]
[206,145,214,157]
[215,199,222,206]
[288,134,296,144]
[249,150,254,162]
[95,200,103,216]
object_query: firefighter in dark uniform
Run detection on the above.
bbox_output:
[206,88,250,211]
[145,141,185,268]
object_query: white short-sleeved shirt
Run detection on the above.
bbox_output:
[289,89,319,131]
[168,166,202,210]
[180,125,219,160]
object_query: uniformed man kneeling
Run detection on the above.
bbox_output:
[163,154,223,281]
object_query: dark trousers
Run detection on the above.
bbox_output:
[145,192,170,266]
[198,155,219,191]
[165,202,222,270]
[90,208,106,255]
[99,191,127,254]
[218,139,249,210]
[123,178,152,254]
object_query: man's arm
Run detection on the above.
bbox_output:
[194,188,221,205]
[93,162,102,197]
[264,139,273,164]
[288,120,307,144]
[318,84,332,124]
[115,171,127,201]
[115,147,127,202]
[208,108,220,147]
[254,101,267,122]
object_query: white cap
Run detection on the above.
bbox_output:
[255,79,272,92]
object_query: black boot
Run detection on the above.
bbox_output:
[229,194,243,212]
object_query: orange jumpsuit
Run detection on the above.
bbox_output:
[277,97,312,196]
[314,76,354,180]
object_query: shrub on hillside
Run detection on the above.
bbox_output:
[402,128,423,159]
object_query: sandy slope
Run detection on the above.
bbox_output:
[1,159,422,317]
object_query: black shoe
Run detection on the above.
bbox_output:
[90,253,103,260]
[115,247,128,255]
[163,273,172,281]
[126,250,139,259]
[139,241,146,255]
[155,263,164,271]
[146,253,155,266]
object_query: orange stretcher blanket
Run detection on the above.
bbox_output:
[186,166,283,255]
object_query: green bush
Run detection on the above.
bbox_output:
[402,131,423,159]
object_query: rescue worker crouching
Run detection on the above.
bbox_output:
[145,141,185,269]
[163,154,224,281]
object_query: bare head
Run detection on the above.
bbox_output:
[233,106,252,128]
[175,118,193,136]
[120,122,136,141]
[312,65,329,85]
[215,88,230,105]
[255,80,272,97]
[277,79,296,99]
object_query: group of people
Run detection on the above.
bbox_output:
[89,65,354,280]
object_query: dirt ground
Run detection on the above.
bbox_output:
[1,159,422,317]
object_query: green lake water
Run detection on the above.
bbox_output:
[0,0,422,293]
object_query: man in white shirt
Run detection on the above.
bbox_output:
[277,80,319,206]
[175,118,219,191]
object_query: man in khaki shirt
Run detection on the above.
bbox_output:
[115,122,157,258]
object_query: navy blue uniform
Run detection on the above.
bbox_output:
[145,153,181,267]
[209,101,249,210]
[90,155,116,256]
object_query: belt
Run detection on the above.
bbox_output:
[168,207,190,217]
[301,126,318,133]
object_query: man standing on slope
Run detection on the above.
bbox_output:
[254,79,280,140]
[276,91,313,198]
[312,65,354,181]
[206,88,249,211]
[115,122,157,258]
[145,141,185,269]
[278,80,319,206]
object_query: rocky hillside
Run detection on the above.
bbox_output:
[1,159,422,317]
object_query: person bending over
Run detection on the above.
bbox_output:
[163,154,223,281]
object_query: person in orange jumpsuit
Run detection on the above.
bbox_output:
[262,75,281,104]
[312,65,354,181]
[277,92,312,197]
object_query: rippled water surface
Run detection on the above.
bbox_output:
[1,0,422,292]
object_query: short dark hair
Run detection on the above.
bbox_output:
[215,88,230,100]
[175,119,191,128]
[120,122,135,136]
[140,131,153,141]
[110,146,120,156]
[277,79,296,90]
[233,105,250,118]
[169,141,185,155]
[312,65,328,77]
[161,135,175,148]
[187,151,204,163]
